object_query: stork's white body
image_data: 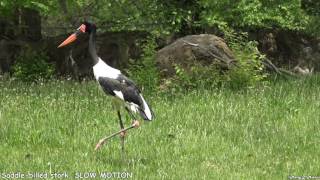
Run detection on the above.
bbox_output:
[93,58,153,120]
[93,58,120,80]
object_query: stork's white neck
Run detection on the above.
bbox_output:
[93,58,121,80]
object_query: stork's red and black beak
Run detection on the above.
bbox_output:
[57,24,86,48]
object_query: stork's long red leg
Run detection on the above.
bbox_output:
[94,120,140,151]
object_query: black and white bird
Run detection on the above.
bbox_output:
[58,22,154,151]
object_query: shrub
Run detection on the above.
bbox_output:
[126,36,160,92]
[161,63,221,93]
[12,48,55,82]
[224,30,267,89]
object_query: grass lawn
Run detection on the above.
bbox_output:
[0,77,320,179]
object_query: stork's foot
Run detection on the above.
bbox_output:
[95,139,105,151]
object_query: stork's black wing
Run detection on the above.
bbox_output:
[97,76,143,107]
[116,74,141,93]
[97,75,154,120]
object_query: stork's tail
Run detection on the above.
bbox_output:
[139,94,154,121]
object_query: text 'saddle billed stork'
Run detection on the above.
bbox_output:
[58,22,154,151]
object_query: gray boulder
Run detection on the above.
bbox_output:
[156,34,236,77]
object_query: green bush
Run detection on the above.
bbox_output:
[200,0,311,33]
[13,48,55,82]
[161,63,221,93]
[126,36,160,92]
[224,30,267,89]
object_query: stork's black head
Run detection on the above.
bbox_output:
[57,22,96,48]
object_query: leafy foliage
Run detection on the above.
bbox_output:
[0,0,54,16]
[200,0,312,32]
[224,29,267,89]
[1,0,318,35]
[302,0,320,16]
[126,36,160,91]
[161,63,221,93]
[13,48,55,82]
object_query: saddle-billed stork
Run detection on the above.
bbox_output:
[58,22,154,151]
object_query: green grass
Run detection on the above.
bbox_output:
[1,77,320,179]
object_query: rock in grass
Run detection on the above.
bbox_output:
[156,34,236,78]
